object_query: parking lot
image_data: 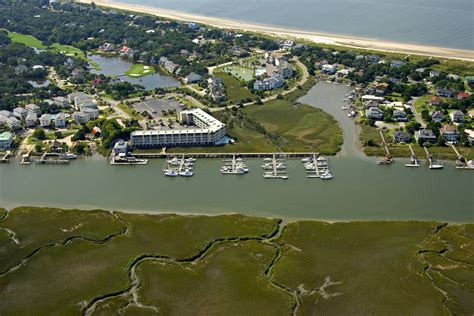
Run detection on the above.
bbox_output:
[132,97,184,120]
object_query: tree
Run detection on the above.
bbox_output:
[33,128,46,140]
[54,131,63,139]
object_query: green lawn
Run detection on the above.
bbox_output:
[414,95,436,115]
[124,64,156,78]
[49,43,86,59]
[221,65,255,82]
[7,31,46,49]
[215,71,256,103]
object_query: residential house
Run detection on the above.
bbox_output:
[0,110,11,118]
[393,131,411,144]
[53,96,69,108]
[436,88,455,98]
[375,83,389,95]
[321,64,337,75]
[231,46,249,57]
[25,103,41,115]
[254,75,285,91]
[388,77,402,85]
[390,60,404,68]
[450,110,465,123]
[113,140,129,155]
[14,65,28,74]
[25,112,38,128]
[364,100,379,109]
[164,60,178,74]
[430,110,445,123]
[13,107,28,119]
[72,111,90,124]
[40,114,52,128]
[366,55,380,63]
[393,109,408,122]
[184,72,203,84]
[457,92,470,100]
[440,125,460,144]
[6,117,20,130]
[464,129,474,145]
[276,61,293,78]
[0,132,13,150]
[100,43,116,52]
[54,113,66,128]
[366,107,383,120]
[415,129,437,143]
[429,96,443,106]
[208,77,226,102]
[81,108,99,120]
[429,70,440,78]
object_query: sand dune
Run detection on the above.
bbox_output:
[77,0,474,61]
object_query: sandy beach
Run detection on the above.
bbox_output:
[76,0,474,61]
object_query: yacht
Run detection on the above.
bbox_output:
[429,163,444,170]
[167,157,180,165]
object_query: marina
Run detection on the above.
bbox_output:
[302,153,334,179]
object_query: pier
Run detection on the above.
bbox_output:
[20,151,32,165]
[134,152,319,159]
[0,151,11,163]
[35,152,69,165]
[424,147,443,170]
[377,131,392,165]
[405,145,420,167]
[262,154,288,179]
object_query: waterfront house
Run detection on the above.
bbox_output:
[440,125,460,144]
[40,114,52,128]
[100,42,116,52]
[436,88,455,98]
[464,129,474,145]
[393,110,408,122]
[450,110,465,123]
[415,129,437,143]
[6,117,20,130]
[113,140,129,155]
[366,107,383,120]
[13,107,28,119]
[393,131,411,144]
[164,60,178,74]
[49,140,63,153]
[25,112,38,128]
[25,103,41,115]
[54,113,66,128]
[184,72,203,84]
[430,110,445,123]
[0,132,13,150]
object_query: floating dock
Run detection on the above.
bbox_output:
[35,152,69,165]
[405,145,420,167]
[424,147,443,170]
[0,151,11,163]
[134,152,319,159]
[377,131,393,165]
[163,155,195,177]
[221,154,249,175]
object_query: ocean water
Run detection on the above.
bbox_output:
[115,0,474,50]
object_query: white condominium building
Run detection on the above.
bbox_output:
[131,109,226,148]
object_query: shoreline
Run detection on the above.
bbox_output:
[1,203,471,225]
[76,0,474,61]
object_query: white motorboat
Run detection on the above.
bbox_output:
[179,169,194,177]
[185,157,196,163]
[167,157,180,165]
[112,154,148,165]
[320,171,334,180]
[263,174,288,180]
[429,164,444,170]
[64,153,78,160]
[301,157,313,163]
[164,169,179,177]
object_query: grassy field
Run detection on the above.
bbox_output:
[0,207,472,315]
[214,71,256,103]
[221,65,255,82]
[7,31,46,49]
[125,64,156,78]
